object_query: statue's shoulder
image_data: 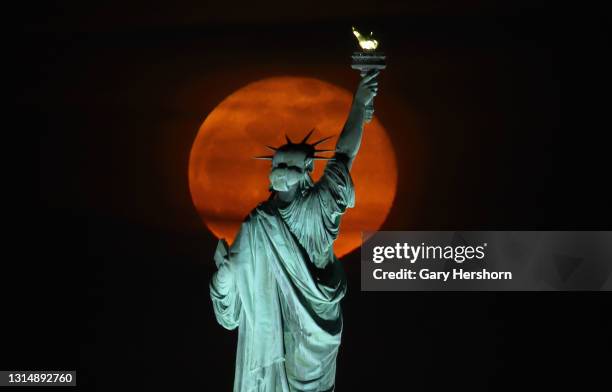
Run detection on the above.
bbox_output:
[246,197,276,220]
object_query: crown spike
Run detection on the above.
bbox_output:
[301,128,316,144]
[265,145,278,152]
[311,135,335,146]
[285,134,293,144]
[253,155,274,160]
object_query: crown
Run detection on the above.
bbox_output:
[253,128,336,165]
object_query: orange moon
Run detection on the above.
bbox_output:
[188,76,397,257]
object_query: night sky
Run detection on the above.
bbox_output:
[12,1,612,391]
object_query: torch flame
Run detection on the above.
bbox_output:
[352,26,379,51]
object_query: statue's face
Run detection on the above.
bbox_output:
[269,150,308,192]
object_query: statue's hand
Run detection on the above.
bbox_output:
[212,238,234,289]
[214,239,230,269]
[354,70,379,108]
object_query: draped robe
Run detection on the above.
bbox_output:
[210,157,355,392]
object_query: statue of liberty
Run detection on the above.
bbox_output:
[210,70,379,392]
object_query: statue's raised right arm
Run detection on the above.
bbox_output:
[334,70,379,170]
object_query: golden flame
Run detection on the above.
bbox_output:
[352,26,379,51]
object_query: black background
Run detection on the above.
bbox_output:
[11,1,611,391]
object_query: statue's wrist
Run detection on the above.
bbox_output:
[352,98,367,110]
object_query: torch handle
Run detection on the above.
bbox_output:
[360,70,375,123]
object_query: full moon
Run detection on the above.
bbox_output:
[189,76,397,257]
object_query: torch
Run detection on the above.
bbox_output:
[351,26,386,123]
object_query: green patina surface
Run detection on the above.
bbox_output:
[211,158,354,392]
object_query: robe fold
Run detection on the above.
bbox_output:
[210,157,355,392]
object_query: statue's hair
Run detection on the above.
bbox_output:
[267,171,314,194]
